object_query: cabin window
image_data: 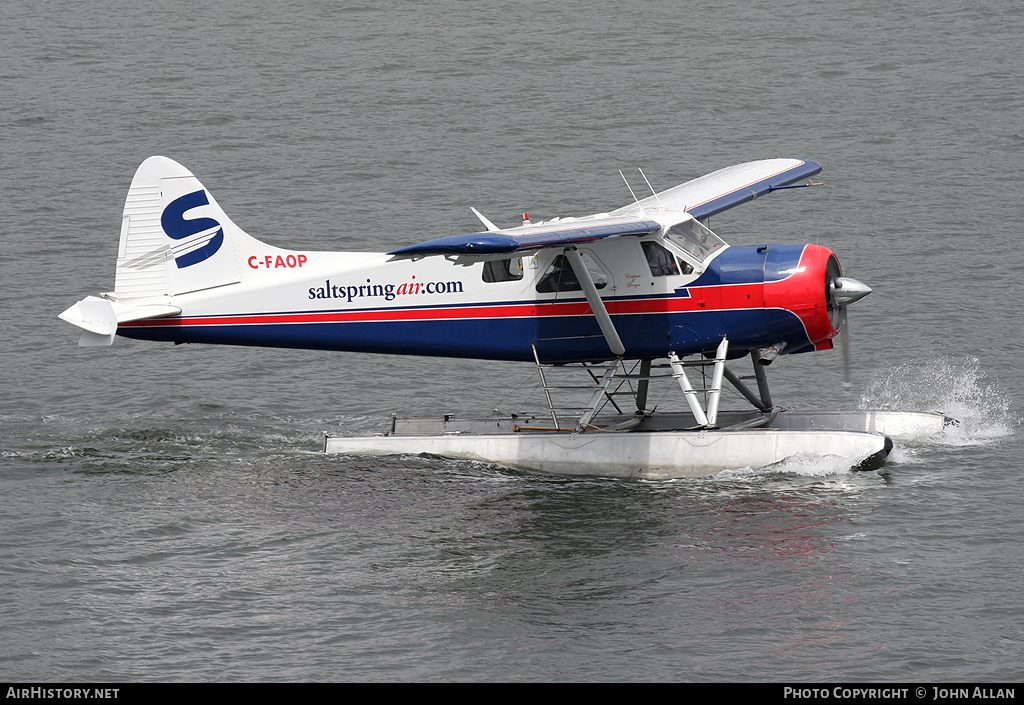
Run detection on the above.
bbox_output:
[482,258,523,283]
[535,253,608,293]
[642,241,692,276]
[665,218,725,262]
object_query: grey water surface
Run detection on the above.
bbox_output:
[2,0,1023,682]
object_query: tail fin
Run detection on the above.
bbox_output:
[60,156,274,345]
[115,156,251,298]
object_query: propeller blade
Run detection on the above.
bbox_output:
[839,306,851,390]
[827,275,869,391]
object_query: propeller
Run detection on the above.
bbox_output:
[826,259,872,389]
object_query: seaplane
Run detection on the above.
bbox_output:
[59,156,950,479]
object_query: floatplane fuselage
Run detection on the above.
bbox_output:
[60,156,947,478]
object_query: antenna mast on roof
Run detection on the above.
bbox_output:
[638,168,665,210]
[619,170,643,213]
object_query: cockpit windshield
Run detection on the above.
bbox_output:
[665,218,726,262]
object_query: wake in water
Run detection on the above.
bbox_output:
[712,357,1016,480]
[719,452,868,479]
[858,355,1015,446]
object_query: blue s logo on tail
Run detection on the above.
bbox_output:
[161,190,224,268]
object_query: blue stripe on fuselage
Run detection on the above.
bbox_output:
[118,308,813,363]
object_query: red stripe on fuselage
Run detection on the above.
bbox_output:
[117,286,771,329]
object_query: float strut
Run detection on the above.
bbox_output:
[668,351,709,427]
[706,337,729,426]
[751,349,773,409]
[635,359,652,413]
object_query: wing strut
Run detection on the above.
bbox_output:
[563,247,625,357]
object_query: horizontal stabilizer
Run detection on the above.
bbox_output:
[59,296,117,337]
[59,296,181,347]
[388,217,661,261]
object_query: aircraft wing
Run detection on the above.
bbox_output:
[388,158,818,261]
[612,158,822,221]
[387,216,660,261]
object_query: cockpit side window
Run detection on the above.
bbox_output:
[642,241,692,276]
[535,253,608,293]
[482,258,524,283]
[665,219,725,262]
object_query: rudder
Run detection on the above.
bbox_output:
[114,156,250,298]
